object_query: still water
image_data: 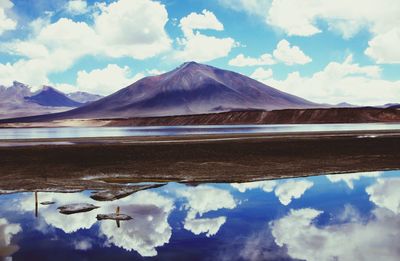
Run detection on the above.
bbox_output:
[1,123,400,140]
[0,170,399,260]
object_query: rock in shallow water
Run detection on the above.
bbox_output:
[96,213,132,221]
[57,203,99,215]
[40,201,55,205]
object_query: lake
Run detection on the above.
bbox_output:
[1,123,400,140]
[0,170,399,260]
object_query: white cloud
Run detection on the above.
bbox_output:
[272,39,311,65]
[147,69,166,76]
[179,9,223,37]
[98,191,174,257]
[73,239,92,250]
[218,0,271,17]
[66,0,88,15]
[178,185,237,219]
[0,218,21,257]
[178,185,236,237]
[94,0,171,59]
[266,0,400,63]
[271,207,400,261]
[274,180,313,205]
[184,217,226,237]
[259,55,400,105]
[229,53,275,66]
[76,64,144,95]
[0,0,171,88]
[365,28,400,64]
[17,192,99,233]
[231,180,277,193]
[231,179,312,206]
[0,0,16,35]
[326,171,382,189]
[174,10,237,62]
[229,39,310,67]
[16,189,175,258]
[366,177,400,214]
[250,68,273,83]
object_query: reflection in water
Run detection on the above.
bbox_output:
[326,171,382,189]
[0,171,399,260]
[0,218,21,258]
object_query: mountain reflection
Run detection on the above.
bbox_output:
[0,171,399,260]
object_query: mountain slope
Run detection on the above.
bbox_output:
[25,86,82,107]
[13,62,319,121]
[67,92,103,104]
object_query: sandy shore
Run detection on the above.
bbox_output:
[1,130,400,192]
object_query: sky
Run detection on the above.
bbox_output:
[0,0,399,105]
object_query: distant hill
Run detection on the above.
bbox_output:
[25,86,83,107]
[0,82,86,119]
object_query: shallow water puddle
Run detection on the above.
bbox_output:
[0,170,399,260]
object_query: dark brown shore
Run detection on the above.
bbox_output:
[1,130,400,192]
[1,107,400,127]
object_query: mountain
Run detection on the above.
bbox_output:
[25,86,83,107]
[335,102,358,108]
[0,82,83,119]
[67,92,103,104]
[8,62,319,121]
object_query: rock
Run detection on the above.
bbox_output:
[57,203,99,215]
[96,213,132,221]
[40,201,55,205]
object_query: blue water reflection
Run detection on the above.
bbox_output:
[2,123,400,139]
[0,170,399,260]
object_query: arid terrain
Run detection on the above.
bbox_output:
[1,130,400,193]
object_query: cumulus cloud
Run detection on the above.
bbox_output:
[271,207,400,261]
[0,0,16,35]
[65,0,88,15]
[0,218,21,258]
[274,180,313,205]
[174,10,237,62]
[75,64,144,95]
[221,0,400,63]
[256,55,400,105]
[366,177,400,214]
[178,185,236,237]
[266,0,400,63]
[218,0,271,17]
[17,192,99,233]
[178,185,237,219]
[229,53,275,66]
[184,217,227,237]
[231,180,277,193]
[231,179,312,206]
[229,39,310,67]
[98,191,174,257]
[326,171,382,189]
[250,68,273,83]
[0,0,171,88]
[273,39,311,65]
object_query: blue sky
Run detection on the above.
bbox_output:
[0,0,399,105]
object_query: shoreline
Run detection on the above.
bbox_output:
[1,130,400,192]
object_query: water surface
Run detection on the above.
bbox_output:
[0,170,399,260]
[1,123,400,140]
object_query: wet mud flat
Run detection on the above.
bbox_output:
[0,130,400,192]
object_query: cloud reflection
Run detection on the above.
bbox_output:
[326,171,382,189]
[0,218,21,258]
[178,186,236,237]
